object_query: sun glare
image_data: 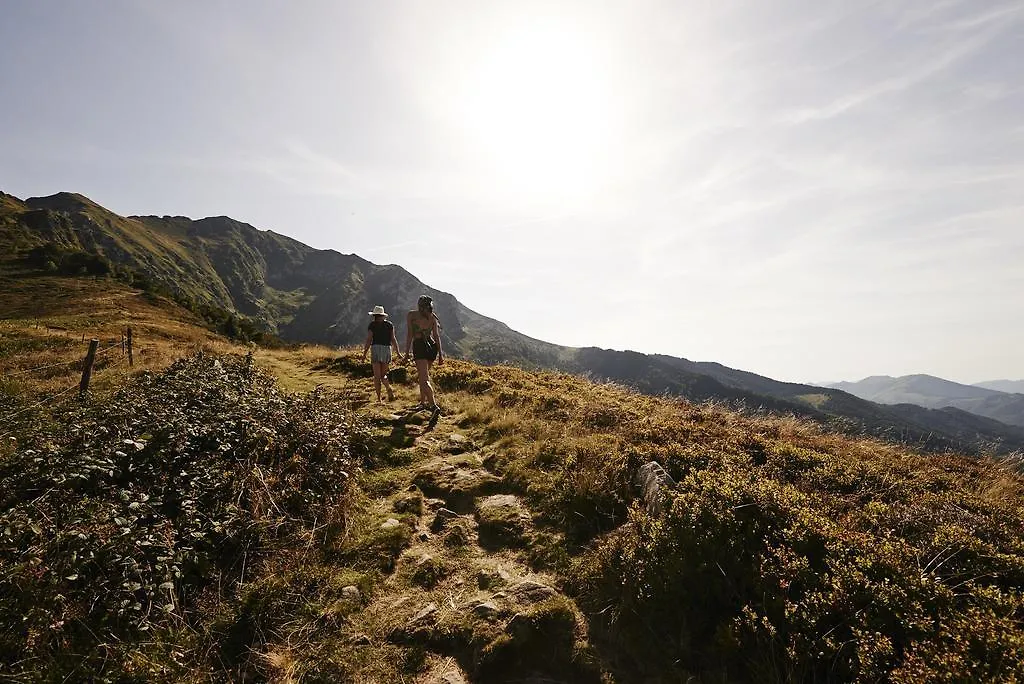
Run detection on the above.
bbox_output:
[458,24,618,201]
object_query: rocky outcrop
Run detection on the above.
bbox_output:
[475,494,532,548]
[635,461,676,516]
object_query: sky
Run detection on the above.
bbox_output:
[1,0,1022,384]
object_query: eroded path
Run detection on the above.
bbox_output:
[336,396,596,684]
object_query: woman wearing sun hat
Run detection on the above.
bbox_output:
[362,305,401,402]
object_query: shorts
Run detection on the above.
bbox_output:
[371,345,392,364]
[412,338,438,362]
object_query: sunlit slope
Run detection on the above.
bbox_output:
[0,192,562,360]
[4,340,1021,681]
[5,189,1024,456]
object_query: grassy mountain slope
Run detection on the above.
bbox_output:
[2,325,1022,681]
[831,374,1024,428]
[4,190,1024,456]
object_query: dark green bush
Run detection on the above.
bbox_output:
[0,352,368,678]
[574,466,1024,682]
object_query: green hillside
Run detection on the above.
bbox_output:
[2,340,1022,681]
[4,190,1024,457]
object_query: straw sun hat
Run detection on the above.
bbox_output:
[368,305,388,316]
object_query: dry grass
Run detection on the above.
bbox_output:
[421,358,1024,681]
[0,274,244,400]
[3,286,1022,682]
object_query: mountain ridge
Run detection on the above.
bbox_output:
[975,379,1024,394]
[826,373,1024,429]
[4,189,1024,455]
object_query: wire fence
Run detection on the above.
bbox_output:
[0,332,135,439]
[0,353,131,441]
[1,341,123,380]
[2,357,81,377]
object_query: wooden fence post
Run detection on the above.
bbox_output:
[127,327,134,367]
[80,339,99,396]
[121,332,125,355]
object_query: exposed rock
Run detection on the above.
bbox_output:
[380,518,401,529]
[413,463,502,511]
[411,602,438,625]
[351,633,371,646]
[430,507,461,532]
[635,461,676,516]
[475,494,532,548]
[444,432,474,454]
[423,497,447,510]
[473,601,499,619]
[388,423,419,447]
[476,593,587,681]
[439,672,468,684]
[341,585,361,602]
[418,531,431,542]
[507,579,557,605]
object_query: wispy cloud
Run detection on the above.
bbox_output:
[3,0,1023,382]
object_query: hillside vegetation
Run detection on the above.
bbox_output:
[2,327,1022,681]
[6,189,1024,457]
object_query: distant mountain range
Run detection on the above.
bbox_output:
[975,379,1024,394]
[3,189,1024,456]
[824,375,1024,429]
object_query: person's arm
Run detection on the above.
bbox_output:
[404,312,414,360]
[390,325,401,357]
[362,328,373,360]
[432,315,444,364]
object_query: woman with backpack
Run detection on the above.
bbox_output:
[362,305,401,402]
[405,295,443,411]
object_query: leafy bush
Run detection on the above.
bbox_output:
[573,464,1024,682]
[434,359,1024,681]
[0,352,368,678]
[24,242,112,276]
[21,240,288,347]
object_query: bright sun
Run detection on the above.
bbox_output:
[458,24,617,201]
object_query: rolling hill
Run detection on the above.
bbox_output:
[976,379,1024,394]
[4,189,1024,455]
[828,374,1024,428]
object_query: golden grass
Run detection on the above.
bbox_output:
[2,280,1021,681]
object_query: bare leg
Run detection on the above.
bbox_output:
[415,359,435,408]
[381,362,395,400]
[372,361,383,402]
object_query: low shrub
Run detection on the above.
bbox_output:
[0,352,368,678]
[574,467,1024,682]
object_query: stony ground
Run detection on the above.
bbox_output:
[331,384,598,684]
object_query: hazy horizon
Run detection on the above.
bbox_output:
[2,1,1022,385]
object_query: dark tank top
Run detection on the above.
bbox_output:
[368,319,393,345]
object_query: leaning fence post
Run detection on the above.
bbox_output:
[126,327,134,367]
[80,339,99,396]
